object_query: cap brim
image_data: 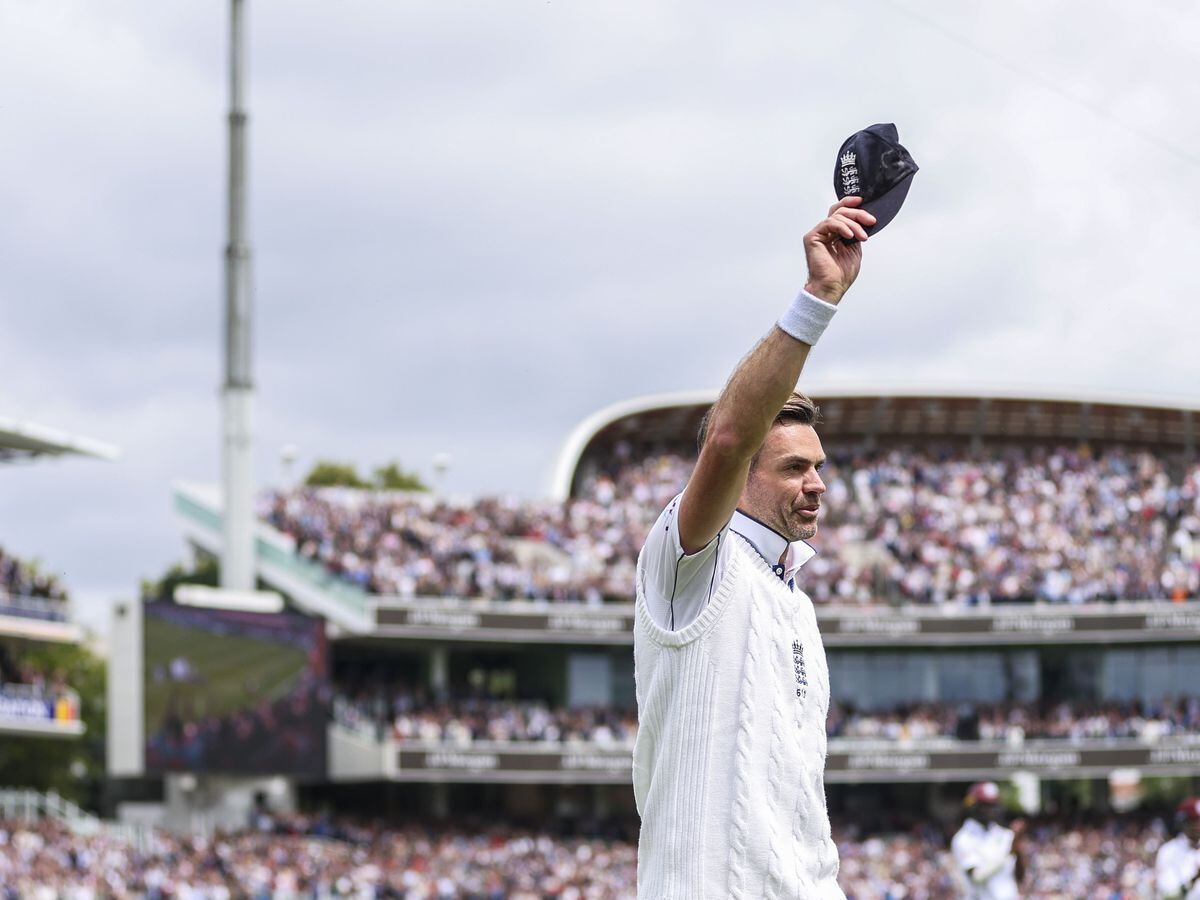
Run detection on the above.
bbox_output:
[861,171,915,236]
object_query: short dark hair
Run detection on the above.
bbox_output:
[696,391,821,453]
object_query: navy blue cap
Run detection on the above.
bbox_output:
[834,123,918,236]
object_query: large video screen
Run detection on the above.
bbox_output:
[143,602,329,777]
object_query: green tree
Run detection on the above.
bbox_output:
[141,555,275,601]
[0,641,106,809]
[140,553,220,602]
[303,460,368,488]
[373,460,429,492]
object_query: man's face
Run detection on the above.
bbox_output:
[739,423,828,543]
[1184,818,1200,845]
[975,802,1003,825]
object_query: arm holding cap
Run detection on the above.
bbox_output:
[675,198,874,553]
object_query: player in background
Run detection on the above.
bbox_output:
[950,781,1026,899]
[1157,797,1200,900]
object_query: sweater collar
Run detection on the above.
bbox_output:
[731,509,816,584]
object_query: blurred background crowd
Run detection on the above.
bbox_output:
[261,445,1200,608]
[0,812,1176,899]
[0,546,68,619]
[331,688,1200,747]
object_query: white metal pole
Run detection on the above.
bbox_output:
[221,0,255,590]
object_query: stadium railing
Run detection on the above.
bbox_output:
[328,722,1200,785]
[0,591,68,623]
[174,484,372,631]
[0,788,146,847]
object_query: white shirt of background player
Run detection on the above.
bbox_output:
[641,493,817,630]
[951,818,1020,900]
[1158,833,1200,899]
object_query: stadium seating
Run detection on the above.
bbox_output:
[0,811,1172,897]
[0,545,69,622]
[261,445,1200,607]
[0,556,82,733]
[334,693,637,745]
[331,689,1200,748]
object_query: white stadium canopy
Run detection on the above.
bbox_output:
[0,415,120,464]
[550,383,1200,501]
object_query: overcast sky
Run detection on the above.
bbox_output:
[2,0,1198,634]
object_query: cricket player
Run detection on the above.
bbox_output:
[1157,797,1200,900]
[950,781,1025,900]
[632,197,877,899]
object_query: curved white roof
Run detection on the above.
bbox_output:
[549,382,1200,501]
[0,415,120,463]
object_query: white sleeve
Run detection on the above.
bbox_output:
[973,829,1015,883]
[952,827,1011,884]
[638,493,730,631]
[1158,841,1198,899]
[951,830,981,878]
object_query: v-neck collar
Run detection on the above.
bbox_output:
[730,509,816,585]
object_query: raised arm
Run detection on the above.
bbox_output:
[676,197,875,553]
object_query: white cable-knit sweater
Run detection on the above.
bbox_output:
[633,532,843,900]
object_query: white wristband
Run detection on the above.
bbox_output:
[777,289,838,346]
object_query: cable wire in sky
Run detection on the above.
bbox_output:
[874,0,1200,169]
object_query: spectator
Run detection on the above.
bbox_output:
[330,688,1200,748]
[0,813,1177,898]
[0,546,68,622]
[259,446,1200,609]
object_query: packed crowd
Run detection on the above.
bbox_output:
[0,813,1181,898]
[809,445,1199,606]
[332,688,1200,748]
[0,815,639,899]
[827,696,1200,744]
[835,815,1168,899]
[0,545,68,620]
[0,645,62,694]
[261,445,1200,607]
[334,693,638,746]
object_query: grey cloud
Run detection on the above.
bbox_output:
[1,0,1198,632]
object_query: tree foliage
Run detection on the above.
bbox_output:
[303,459,428,492]
[372,461,429,492]
[303,460,369,488]
[140,553,220,602]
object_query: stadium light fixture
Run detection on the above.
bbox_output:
[221,0,256,592]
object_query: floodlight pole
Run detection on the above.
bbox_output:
[221,0,255,591]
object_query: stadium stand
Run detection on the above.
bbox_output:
[257,442,1199,606]
[0,420,113,743]
[334,692,637,746]
[0,808,1183,898]
[0,416,118,465]
[330,689,1200,747]
[124,390,1200,894]
[0,544,70,623]
[0,549,84,739]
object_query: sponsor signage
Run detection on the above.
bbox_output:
[386,740,1200,783]
[820,607,1200,645]
[394,745,632,782]
[373,604,635,644]
[0,691,59,722]
[0,688,79,725]
[824,741,1200,781]
[372,601,1200,645]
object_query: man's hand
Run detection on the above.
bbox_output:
[803,196,876,304]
